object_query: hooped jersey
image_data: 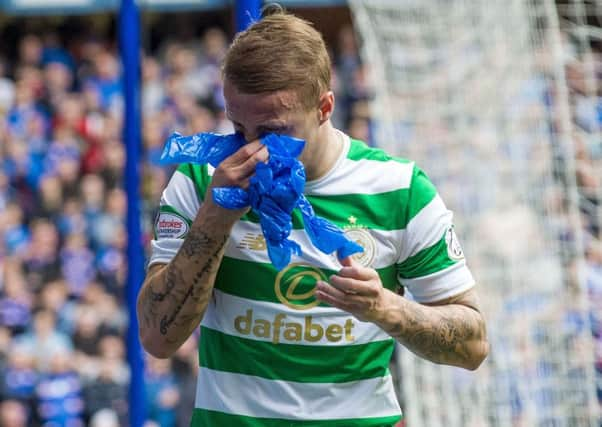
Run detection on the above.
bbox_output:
[149,131,475,426]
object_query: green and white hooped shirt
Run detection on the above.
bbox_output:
[149,131,475,427]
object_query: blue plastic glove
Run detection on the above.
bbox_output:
[160,131,362,270]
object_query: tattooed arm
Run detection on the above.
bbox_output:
[374,288,488,370]
[137,141,269,358]
[316,257,488,370]
[137,205,232,358]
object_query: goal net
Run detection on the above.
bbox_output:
[347,0,601,425]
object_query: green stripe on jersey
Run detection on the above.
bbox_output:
[307,191,407,231]
[406,166,437,224]
[347,138,411,165]
[191,408,401,427]
[176,163,211,202]
[397,232,456,279]
[199,326,394,383]
[240,208,306,229]
[347,140,439,229]
[215,257,398,305]
[239,191,412,231]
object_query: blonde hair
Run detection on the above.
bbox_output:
[222,9,331,110]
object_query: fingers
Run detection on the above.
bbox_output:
[315,281,357,312]
[222,140,265,166]
[328,274,379,297]
[212,141,269,189]
[236,145,269,177]
[337,257,378,281]
[315,280,378,316]
[315,264,385,323]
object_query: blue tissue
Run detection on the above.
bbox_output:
[160,132,244,167]
[160,131,363,270]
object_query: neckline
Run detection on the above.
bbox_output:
[304,129,350,191]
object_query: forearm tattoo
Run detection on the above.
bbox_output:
[159,235,227,335]
[140,228,228,339]
[180,231,219,258]
[382,292,487,367]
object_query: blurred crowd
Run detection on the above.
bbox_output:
[0,9,600,427]
[0,19,372,427]
[566,40,602,412]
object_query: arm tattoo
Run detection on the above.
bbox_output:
[381,292,487,367]
[139,266,184,329]
[139,228,228,340]
[159,235,227,335]
[180,231,219,258]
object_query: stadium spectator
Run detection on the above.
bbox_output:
[13,309,73,372]
[0,265,32,334]
[0,346,38,404]
[0,57,15,113]
[0,399,30,427]
[82,357,128,425]
[34,351,84,427]
[145,357,180,427]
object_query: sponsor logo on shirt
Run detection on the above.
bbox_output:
[236,233,267,251]
[274,263,326,310]
[232,263,358,344]
[445,226,464,260]
[234,309,356,344]
[155,211,189,239]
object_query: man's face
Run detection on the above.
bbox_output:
[223,80,321,149]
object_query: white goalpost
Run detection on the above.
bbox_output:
[348,0,601,425]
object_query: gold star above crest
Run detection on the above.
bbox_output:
[348,215,357,225]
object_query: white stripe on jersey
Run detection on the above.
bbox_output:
[160,170,201,221]
[305,133,414,195]
[148,238,183,267]
[305,158,414,196]
[201,289,391,346]
[398,194,451,263]
[224,220,403,270]
[401,261,475,303]
[194,367,401,420]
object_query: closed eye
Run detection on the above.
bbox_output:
[258,126,290,136]
[229,119,291,139]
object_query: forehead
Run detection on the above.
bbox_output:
[223,80,300,123]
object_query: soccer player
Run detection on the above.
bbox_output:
[138,8,489,426]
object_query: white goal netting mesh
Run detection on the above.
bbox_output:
[348,0,601,426]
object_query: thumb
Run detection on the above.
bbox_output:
[339,256,354,267]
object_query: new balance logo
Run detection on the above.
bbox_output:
[236,233,267,251]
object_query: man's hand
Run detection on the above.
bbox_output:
[138,140,269,359]
[315,257,489,370]
[202,139,269,221]
[209,140,269,190]
[315,257,391,323]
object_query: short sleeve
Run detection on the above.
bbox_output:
[148,164,210,267]
[396,166,474,302]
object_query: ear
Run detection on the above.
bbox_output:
[317,91,335,124]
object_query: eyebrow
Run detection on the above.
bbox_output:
[231,120,290,134]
